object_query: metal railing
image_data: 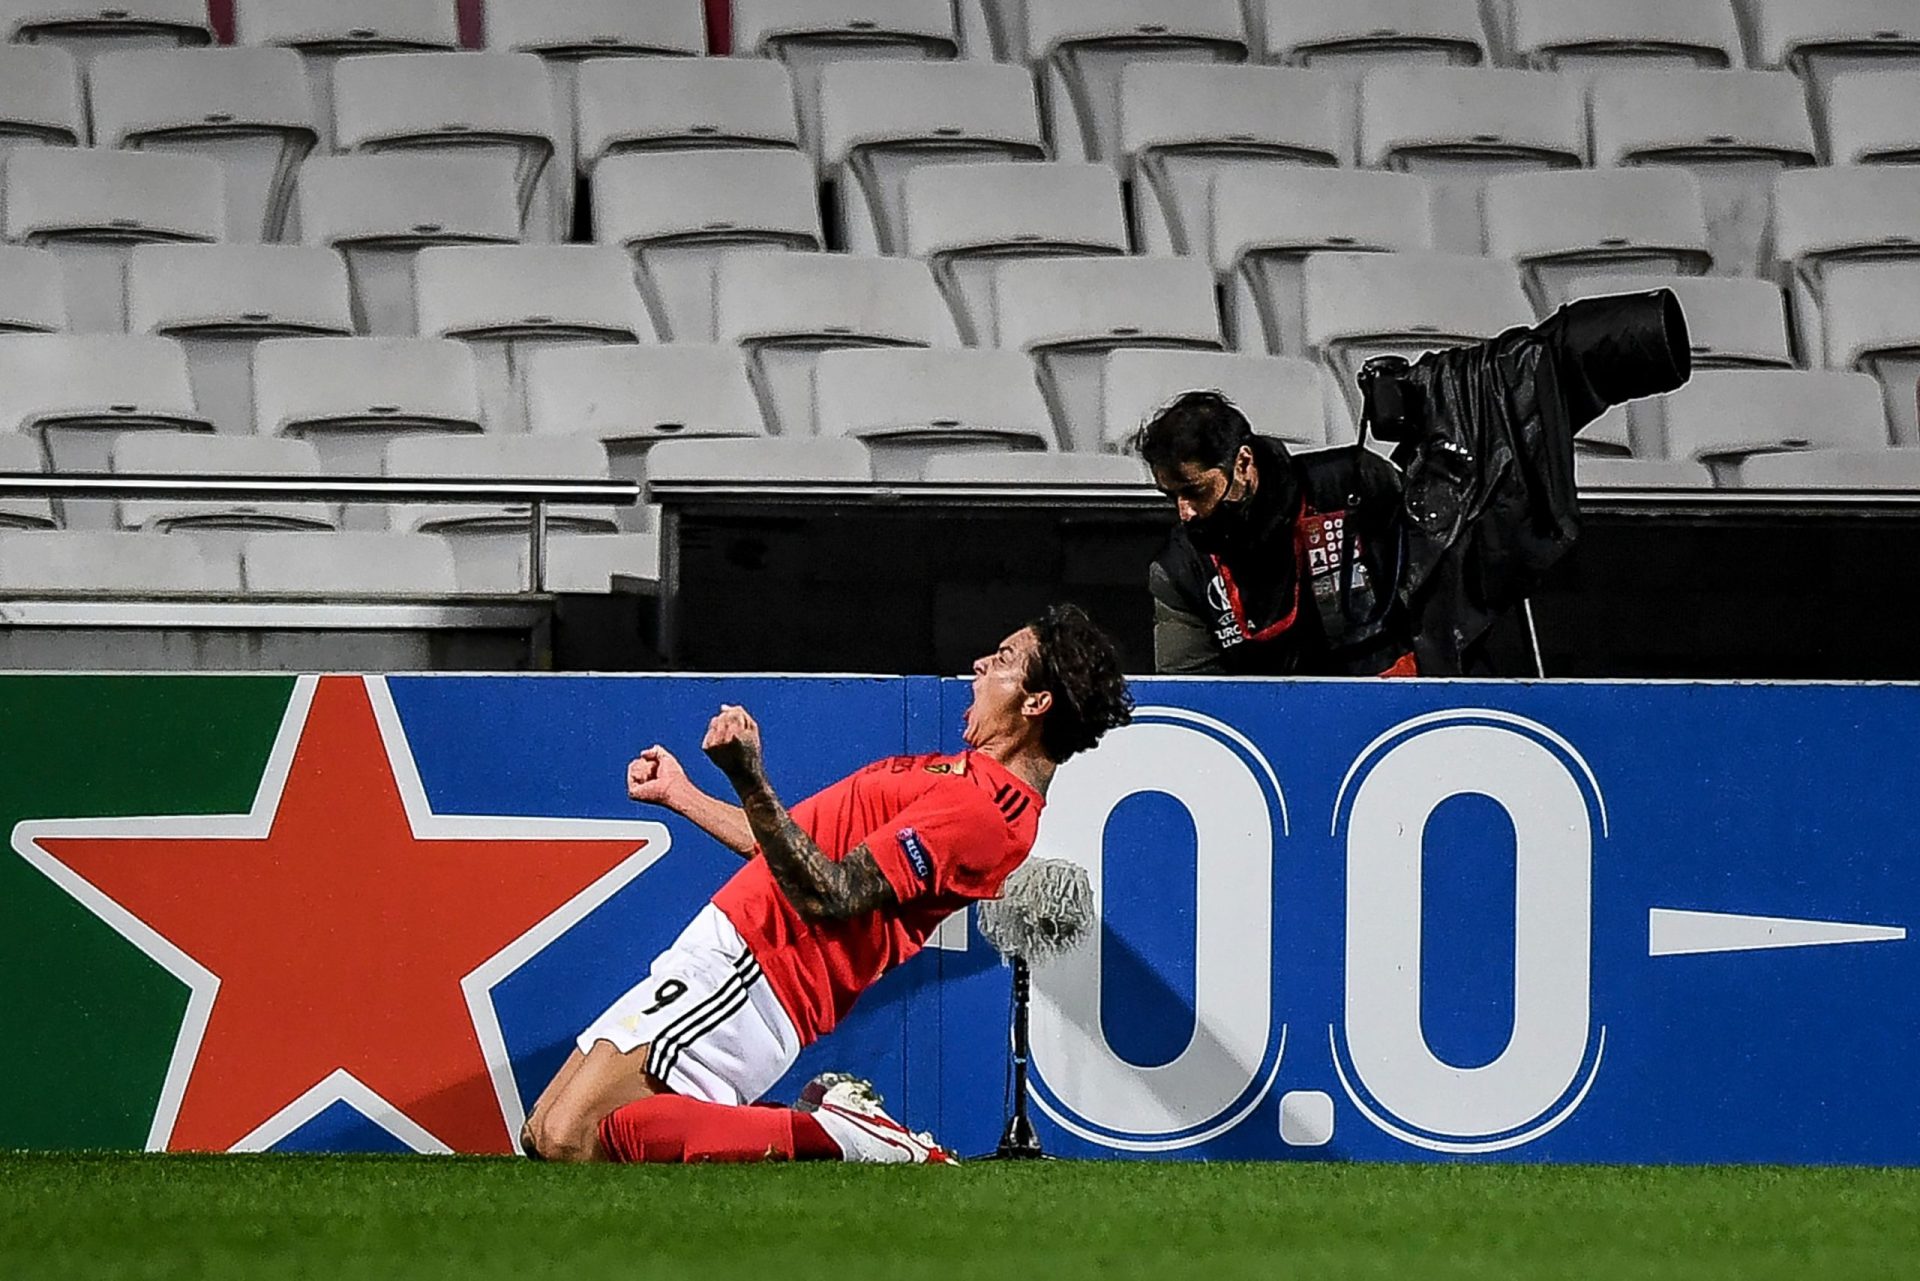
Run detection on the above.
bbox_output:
[0,473,641,593]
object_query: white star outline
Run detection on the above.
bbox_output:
[10,674,672,1154]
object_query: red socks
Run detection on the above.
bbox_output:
[597,1093,844,1164]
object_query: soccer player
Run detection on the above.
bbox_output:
[521,604,1133,1164]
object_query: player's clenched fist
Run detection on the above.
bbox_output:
[703,704,763,783]
[627,745,688,808]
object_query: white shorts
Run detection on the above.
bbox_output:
[576,903,800,1107]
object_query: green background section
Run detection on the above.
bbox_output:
[0,677,296,1150]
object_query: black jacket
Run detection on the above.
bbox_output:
[1152,289,1692,676]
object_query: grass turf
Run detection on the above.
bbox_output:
[3,1155,1919,1281]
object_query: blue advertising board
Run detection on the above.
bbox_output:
[9,673,1916,1162]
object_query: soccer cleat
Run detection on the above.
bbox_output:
[796,1072,957,1165]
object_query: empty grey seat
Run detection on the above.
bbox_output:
[1747,0,1920,135]
[1772,166,1920,375]
[1824,72,1920,165]
[1661,369,1889,483]
[1022,0,1249,164]
[1588,70,1818,280]
[0,244,69,333]
[111,431,334,533]
[812,347,1056,480]
[575,57,800,172]
[1483,168,1712,311]
[1254,0,1487,71]
[593,149,823,342]
[1506,0,1740,72]
[714,252,958,437]
[1822,263,1920,446]
[0,528,235,593]
[0,1,210,72]
[3,148,225,333]
[1117,63,1353,256]
[89,47,318,243]
[295,153,524,337]
[903,161,1130,346]
[414,245,654,434]
[253,336,483,479]
[1358,67,1584,253]
[1733,448,1920,490]
[0,43,83,159]
[127,243,355,436]
[1208,168,1434,355]
[240,530,460,595]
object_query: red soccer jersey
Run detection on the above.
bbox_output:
[709,749,1043,1045]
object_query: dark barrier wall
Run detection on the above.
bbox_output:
[5,674,1914,1162]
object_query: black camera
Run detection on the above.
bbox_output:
[1357,354,1424,443]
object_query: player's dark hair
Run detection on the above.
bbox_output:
[1024,604,1134,764]
[1133,391,1253,474]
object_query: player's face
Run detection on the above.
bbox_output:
[963,627,1041,747]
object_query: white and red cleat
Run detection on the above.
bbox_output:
[797,1073,957,1165]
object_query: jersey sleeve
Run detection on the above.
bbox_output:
[861,783,1010,904]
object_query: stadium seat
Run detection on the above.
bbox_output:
[0,244,69,333]
[525,343,765,530]
[1483,168,1711,310]
[0,1,210,71]
[0,528,235,593]
[231,0,460,150]
[1117,64,1351,257]
[732,0,958,61]
[714,252,958,437]
[0,433,57,529]
[593,149,823,342]
[1772,167,1920,376]
[901,161,1129,346]
[1252,0,1487,70]
[574,57,801,173]
[643,436,874,485]
[385,433,618,592]
[483,0,706,241]
[1101,349,1333,452]
[127,244,355,438]
[1820,264,1920,446]
[89,47,317,244]
[1302,253,1534,419]
[1660,369,1890,482]
[1573,453,1714,488]
[2,149,223,334]
[240,530,459,595]
[332,53,558,240]
[294,154,523,337]
[0,332,208,528]
[1021,0,1248,164]
[111,431,334,534]
[1588,70,1818,280]
[1565,274,1796,370]
[815,59,1046,254]
[1823,72,1920,165]
[523,531,662,592]
[1732,448,1920,490]
[1506,0,1740,71]
[252,336,484,481]
[1746,0,1920,131]
[1358,68,1584,253]
[414,245,653,435]
[0,44,82,159]
[1207,168,1434,356]
[990,255,1223,452]
[811,347,1056,480]
[921,451,1151,483]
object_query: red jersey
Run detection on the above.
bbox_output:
[710,749,1043,1045]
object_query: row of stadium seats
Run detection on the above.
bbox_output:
[4,42,1917,251]
[7,0,1914,77]
[0,525,663,595]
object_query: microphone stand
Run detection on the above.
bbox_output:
[982,955,1050,1160]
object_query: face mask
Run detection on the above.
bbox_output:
[1185,482,1253,558]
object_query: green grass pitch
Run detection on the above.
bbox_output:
[4,1155,1918,1280]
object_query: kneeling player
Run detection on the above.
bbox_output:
[522,605,1133,1164]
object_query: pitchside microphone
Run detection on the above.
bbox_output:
[975,857,1095,1160]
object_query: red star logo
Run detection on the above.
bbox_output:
[13,675,668,1154]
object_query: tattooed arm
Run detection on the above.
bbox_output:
[701,704,897,921]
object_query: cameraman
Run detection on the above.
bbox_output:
[1139,288,1693,677]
